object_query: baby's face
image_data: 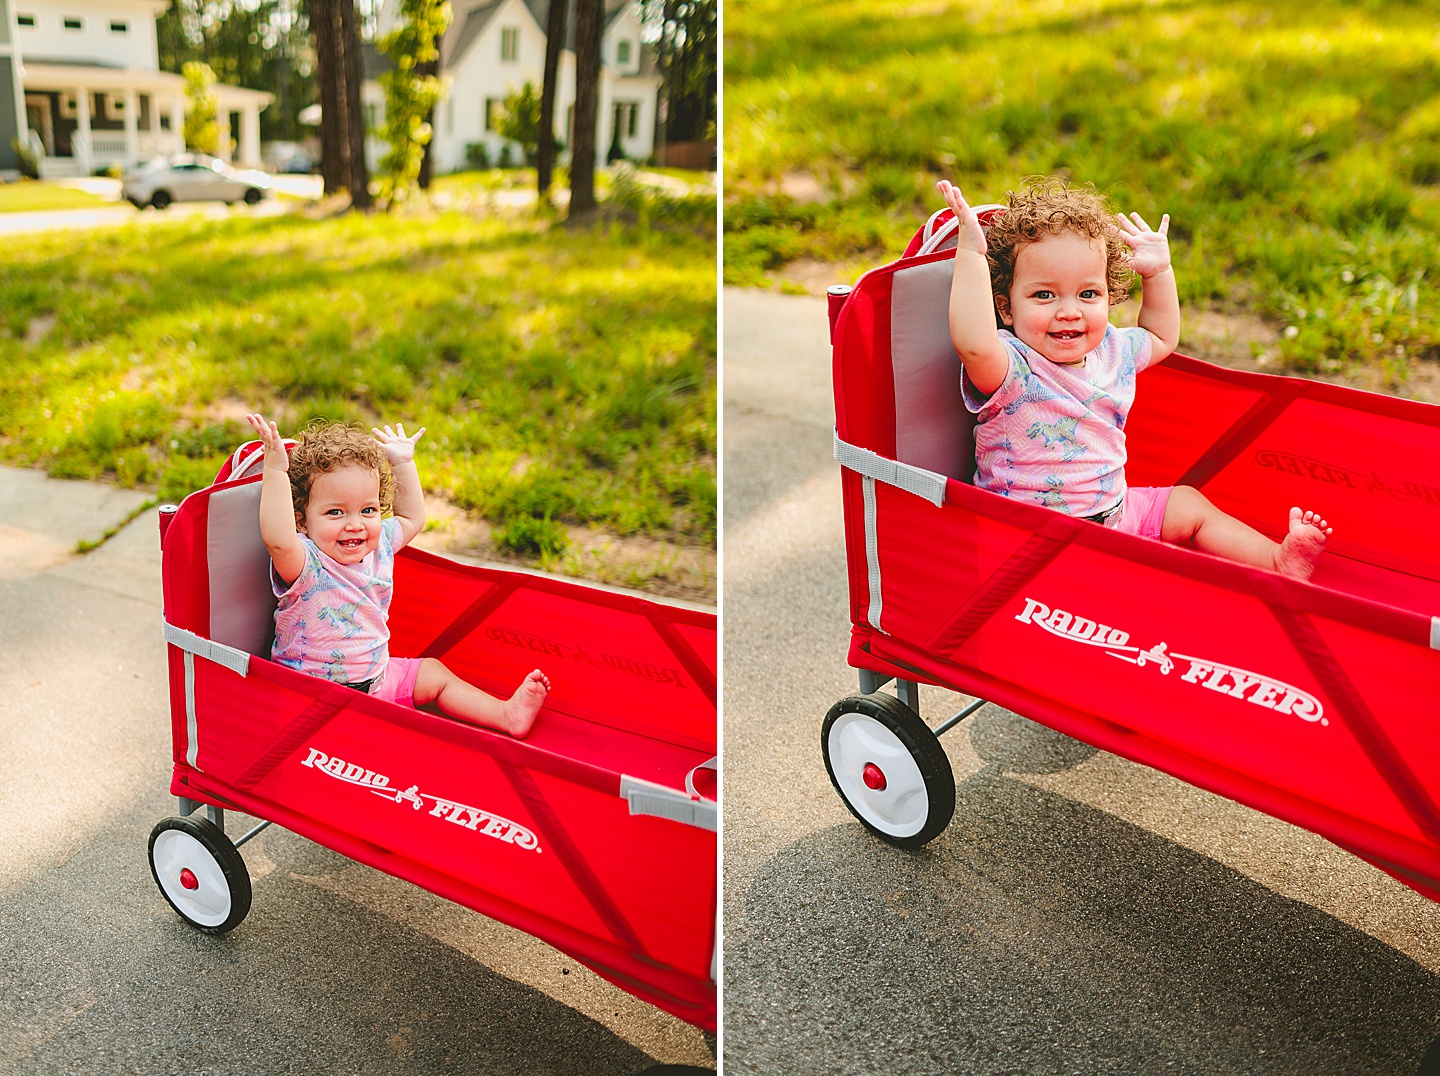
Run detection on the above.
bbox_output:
[1001,231,1111,366]
[298,464,384,564]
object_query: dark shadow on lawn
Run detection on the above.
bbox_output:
[725,766,1440,1075]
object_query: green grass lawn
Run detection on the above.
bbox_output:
[725,0,1440,378]
[1,207,716,580]
[0,181,110,213]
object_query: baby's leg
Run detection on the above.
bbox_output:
[1161,486,1331,580]
[413,659,550,738]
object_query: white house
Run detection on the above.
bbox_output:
[8,0,271,177]
[370,0,661,174]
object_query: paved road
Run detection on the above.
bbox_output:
[0,466,712,1074]
[720,286,1440,1075]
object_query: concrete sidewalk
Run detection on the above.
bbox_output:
[0,463,711,1073]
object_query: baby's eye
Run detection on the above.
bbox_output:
[326,509,343,516]
[362,506,378,515]
[1032,289,1054,300]
[1081,289,1102,299]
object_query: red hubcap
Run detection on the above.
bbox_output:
[179,868,199,891]
[862,763,887,791]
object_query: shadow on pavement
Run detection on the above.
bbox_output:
[0,795,662,1075]
[725,764,1440,1075]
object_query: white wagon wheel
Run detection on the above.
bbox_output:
[822,692,955,849]
[148,815,252,934]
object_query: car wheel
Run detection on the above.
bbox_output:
[148,815,252,934]
[150,190,172,210]
[822,692,955,848]
[244,188,262,206]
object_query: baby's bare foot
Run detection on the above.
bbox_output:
[1274,507,1332,580]
[505,669,550,738]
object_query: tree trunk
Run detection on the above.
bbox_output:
[417,52,439,189]
[312,0,347,194]
[338,0,371,209]
[536,0,568,196]
[568,0,601,217]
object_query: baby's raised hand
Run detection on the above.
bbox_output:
[1117,211,1171,278]
[372,422,426,464]
[934,180,988,255]
[244,412,289,471]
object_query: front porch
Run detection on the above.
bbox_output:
[22,63,270,178]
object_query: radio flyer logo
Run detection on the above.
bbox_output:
[299,747,541,852]
[1254,449,1440,512]
[484,625,688,688]
[1014,597,1326,726]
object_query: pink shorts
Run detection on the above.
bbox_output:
[371,657,424,709]
[1110,486,1172,540]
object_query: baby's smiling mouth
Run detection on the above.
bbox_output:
[1050,330,1085,340]
[338,538,366,551]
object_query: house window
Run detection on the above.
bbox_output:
[63,16,82,30]
[616,40,631,65]
[110,20,128,33]
[59,93,77,119]
[613,100,638,139]
[500,26,518,61]
[17,14,35,27]
[484,97,502,132]
[108,94,129,119]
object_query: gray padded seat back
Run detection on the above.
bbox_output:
[205,480,278,657]
[889,257,976,483]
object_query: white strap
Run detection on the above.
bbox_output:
[228,437,296,481]
[620,775,717,832]
[684,756,717,800]
[1432,616,1439,650]
[917,214,959,256]
[834,432,948,508]
[163,621,251,677]
[916,203,1006,257]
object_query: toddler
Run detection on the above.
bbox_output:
[244,412,550,737]
[935,176,1332,580]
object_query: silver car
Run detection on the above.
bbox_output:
[122,155,271,210]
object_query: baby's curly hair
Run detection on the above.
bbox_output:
[985,177,1133,315]
[288,421,395,522]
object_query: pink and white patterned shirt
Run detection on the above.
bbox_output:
[962,325,1154,517]
[271,516,403,685]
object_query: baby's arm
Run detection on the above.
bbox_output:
[935,181,1009,396]
[373,423,427,549]
[244,413,307,585]
[1117,211,1179,363]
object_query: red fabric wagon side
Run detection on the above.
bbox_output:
[158,463,717,1030]
[829,227,1440,903]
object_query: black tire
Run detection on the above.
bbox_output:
[150,190,172,210]
[243,187,262,205]
[821,692,955,849]
[148,815,252,934]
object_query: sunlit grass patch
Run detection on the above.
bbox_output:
[725,0,1440,378]
[0,181,110,213]
[1,208,716,576]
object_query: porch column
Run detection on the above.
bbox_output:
[147,92,161,156]
[239,106,260,168]
[123,88,139,166]
[170,94,184,151]
[216,109,232,162]
[75,87,92,175]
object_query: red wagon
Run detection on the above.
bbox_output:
[822,206,1440,906]
[147,444,717,1031]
